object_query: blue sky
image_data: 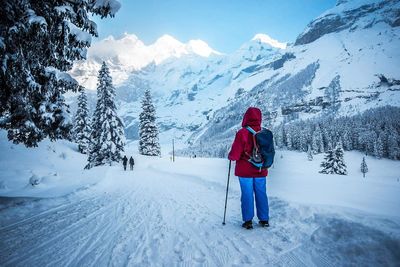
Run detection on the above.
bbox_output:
[94,0,337,53]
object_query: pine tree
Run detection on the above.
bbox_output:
[320,141,347,175]
[320,149,335,174]
[86,62,125,168]
[286,127,293,150]
[139,89,161,156]
[299,130,308,152]
[333,142,347,175]
[312,124,324,153]
[323,128,332,152]
[360,157,368,178]
[342,130,352,150]
[387,131,400,160]
[307,144,313,161]
[373,134,384,159]
[73,88,91,154]
[0,0,120,147]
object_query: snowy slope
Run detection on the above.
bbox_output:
[1,135,400,266]
[0,132,107,198]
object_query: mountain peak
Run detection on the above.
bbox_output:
[251,34,287,49]
[295,0,396,46]
[119,32,139,42]
[154,34,183,47]
[186,40,222,57]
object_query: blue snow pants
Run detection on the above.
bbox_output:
[238,177,269,222]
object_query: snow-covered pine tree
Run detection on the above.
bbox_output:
[86,62,125,168]
[373,134,384,159]
[320,141,347,175]
[0,0,120,147]
[139,89,161,156]
[360,157,368,178]
[307,144,313,161]
[387,131,400,160]
[277,126,285,148]
[73,88,91,154]
[286,127,293,150]
[323,128,332,152]
[312,124,324,153]
[320,148,335,174]
[333,141,347,175]
[327,141,333,151]
[299,130,308,152]
[342,130,353,151]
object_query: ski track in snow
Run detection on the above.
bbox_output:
[1,164,400,267]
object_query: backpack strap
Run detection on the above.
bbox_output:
[245,126,257,135]
[245,126,259,151]
[244,127,264,172]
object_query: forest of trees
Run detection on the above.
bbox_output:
[274,106,400,160]
[180,106,400,161]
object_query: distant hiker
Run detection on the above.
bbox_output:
[129,156,135,170]
[228,107,271,229]
[122,155,128,171]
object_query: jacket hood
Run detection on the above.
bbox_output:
[242,107,262,128]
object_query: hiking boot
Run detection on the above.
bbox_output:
[242,220,253,229]
[259,220,269,227]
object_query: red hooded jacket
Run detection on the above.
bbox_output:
[228,107,268,177]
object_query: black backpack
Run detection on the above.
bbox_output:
[245,126,275,170]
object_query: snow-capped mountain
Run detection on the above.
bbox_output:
[114,33,285,144]
[70,32,284,145]
[252,33,287,49]
[188,0,400,150]
[70,0,400,150]
[70,33,221,90]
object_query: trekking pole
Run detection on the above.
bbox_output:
[222,160,232,225]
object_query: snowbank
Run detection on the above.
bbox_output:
[0,131,106,198]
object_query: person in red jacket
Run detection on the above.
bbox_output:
[228,107,269,229]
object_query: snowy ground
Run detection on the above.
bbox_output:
[1,135,400,266]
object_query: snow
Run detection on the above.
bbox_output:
[0,133,103,198]
[54,5,73,14]
[27,9,47,27]
[68,22,92,44]
[45,66,78,85]
[186,39,222,57]
[85,33,220,71]
[93,0,121,16]
[0,133,399,265]
[252,33,287,49]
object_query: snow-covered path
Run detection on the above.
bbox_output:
[1,156,400,266]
